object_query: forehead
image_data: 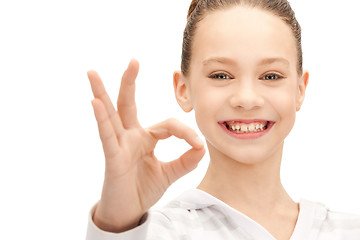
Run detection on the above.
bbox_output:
[192,6,297,68]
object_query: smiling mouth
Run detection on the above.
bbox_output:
[222,120,274,134]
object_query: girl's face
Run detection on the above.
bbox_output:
[175,6,308,164]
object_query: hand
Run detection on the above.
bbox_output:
[87,59,206,233]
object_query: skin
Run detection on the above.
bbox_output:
[88,5,309,240]
[174,6,308,240]
[88,61,205,232]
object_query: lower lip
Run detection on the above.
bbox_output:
[218,122,274,140]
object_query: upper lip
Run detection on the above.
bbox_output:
[219,119,274,124]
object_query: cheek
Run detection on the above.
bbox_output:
[191,83,224,112]
[194,91,219,120]
[191,86,225,133]
[268,85,298,131]
[266,81,298,109]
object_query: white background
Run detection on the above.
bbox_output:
[0,0,359,239]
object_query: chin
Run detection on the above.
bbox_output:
[207,139,284,167]
[229,151,276,166]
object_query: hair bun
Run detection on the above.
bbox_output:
[187,0,201,20]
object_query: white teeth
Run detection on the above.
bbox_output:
[241,125,247,132]
[227,122,268,133]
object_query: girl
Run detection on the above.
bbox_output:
[86,0,360,239]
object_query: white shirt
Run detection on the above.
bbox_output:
[86,189,360,240]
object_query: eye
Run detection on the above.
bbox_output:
[209,72,232,80]
[261,73,284,81]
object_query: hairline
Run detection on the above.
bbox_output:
[183,2,303,77]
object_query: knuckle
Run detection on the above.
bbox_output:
[101,131,116,142]
[105,149,120,161]
[166,118,179,124]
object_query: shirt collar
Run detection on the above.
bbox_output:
[167,189,276,239]
[166,189,328,240]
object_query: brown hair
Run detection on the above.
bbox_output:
[181,0,303,76]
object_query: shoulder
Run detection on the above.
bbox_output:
[143,190,210,239]
[301,199,360,240]
[148,189,219,232]
[321,209,360,235]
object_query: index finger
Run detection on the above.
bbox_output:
[146,118,204,149]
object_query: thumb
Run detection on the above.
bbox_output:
[146,118,206,184]
[162,146,206,185]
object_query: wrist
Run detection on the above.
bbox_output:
[92,203,142,233]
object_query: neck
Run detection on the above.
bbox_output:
[197,142,295,214]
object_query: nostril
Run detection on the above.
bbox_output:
[230,86,264,110]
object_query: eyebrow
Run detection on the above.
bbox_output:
[202,57,237,66]
[202,57,290,67]
[258,57,290,67]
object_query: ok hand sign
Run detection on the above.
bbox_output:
[88,59,205,233]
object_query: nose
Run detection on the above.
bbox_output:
[229,81,264,111]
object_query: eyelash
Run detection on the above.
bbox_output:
[209,72,232,80]
[260,73,284,81]
[209,72,284,81]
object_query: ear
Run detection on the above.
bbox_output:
[173,70,193,112]
[296,70,309,111]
